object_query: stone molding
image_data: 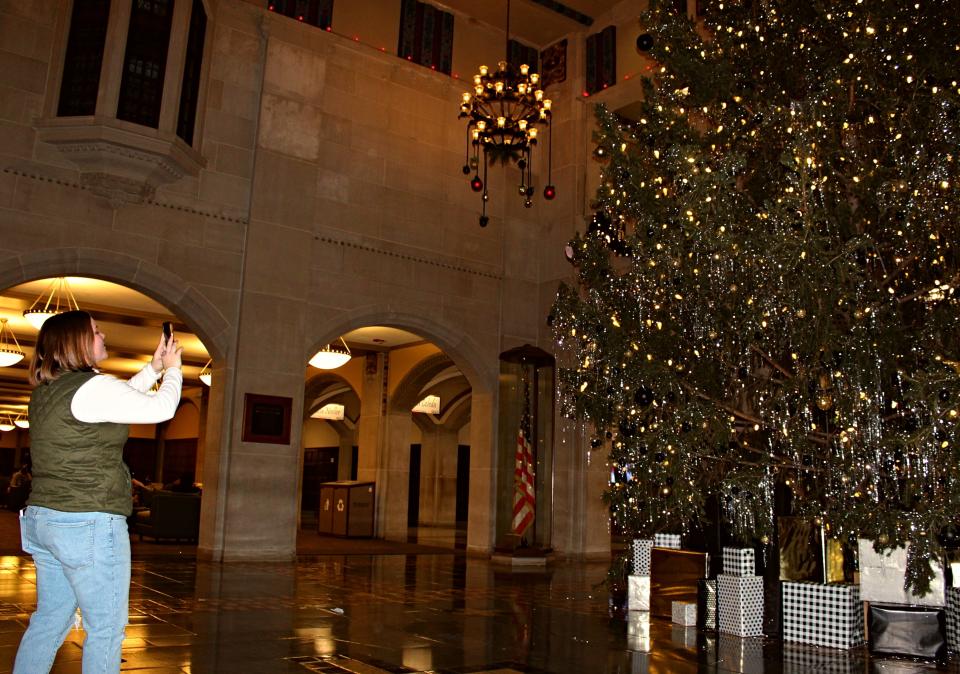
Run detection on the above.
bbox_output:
[34,117,206,207]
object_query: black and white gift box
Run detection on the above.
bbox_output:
[723,547,756,577]
[654,533,681,549]
[718,574,764,637]
[781,581,863,649]
[628,575,650,611]
[631,539,654,575]
[698,578,718,631]
[947,586,960,652]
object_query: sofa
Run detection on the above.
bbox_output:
[130,490,201,542]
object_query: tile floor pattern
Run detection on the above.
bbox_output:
[0,552,957,673]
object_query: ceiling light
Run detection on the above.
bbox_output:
[458,0,555,226]
[0,319,25,367]
[0,415,14,432]
[309,338,352,370]
[23,277,80,329]
[199,359,212,386]
[13,413,28,429]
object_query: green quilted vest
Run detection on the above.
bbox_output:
[28,371,132,516]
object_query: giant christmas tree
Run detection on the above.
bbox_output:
[552,0,960,593]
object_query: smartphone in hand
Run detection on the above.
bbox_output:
[162,321,173,341]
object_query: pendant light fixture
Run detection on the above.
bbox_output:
[309,337,352,370]
[458,0,555,227]
[199,359,212,386]
[0,415,15,432]
[23,277,80,329]
[0,319,25,367]
[13,413,29,429]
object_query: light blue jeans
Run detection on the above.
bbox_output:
[14,506,130,674]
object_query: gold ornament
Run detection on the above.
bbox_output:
[878,532,889,545]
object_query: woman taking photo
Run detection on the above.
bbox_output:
[14,310,182,674]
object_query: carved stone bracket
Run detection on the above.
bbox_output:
[35,117,205,207]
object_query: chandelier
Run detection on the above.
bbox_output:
[459,0,555,227]
[309,337,352,370]
[23,277,80,329]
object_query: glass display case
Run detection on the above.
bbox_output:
[496,345,555,552]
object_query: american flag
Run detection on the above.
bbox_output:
[512,378,536,537]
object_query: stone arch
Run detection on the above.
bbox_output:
[304,371,358,412]
[302,372,360,438]
[308,308,499,551]
[390,352,458,414]
[0,247,231,361]
[307,307,497,397]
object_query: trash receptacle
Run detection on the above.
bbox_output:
[318,481,375,537]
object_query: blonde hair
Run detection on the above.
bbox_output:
[29,310,96,385]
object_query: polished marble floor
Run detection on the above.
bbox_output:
[0,549,957,674]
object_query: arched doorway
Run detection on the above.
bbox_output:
[302,320,496,553]
[0,275,220,546]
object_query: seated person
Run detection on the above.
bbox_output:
[164,471,201,494]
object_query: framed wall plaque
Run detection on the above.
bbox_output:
[242,393,292,444]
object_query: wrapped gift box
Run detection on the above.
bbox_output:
[718,574,764,637]
[782,642,865,674]
[631,538,654,575]
[723,547,757,577]
[671,624,696,649]
[781,581,863,649]
[654,532,681,549]
[947,586,960,652]
[698,578,718,631]
[650,547,708,617]
[672,600,696,626]
[627,610,650,652]
[628,574,650,612]
[717,633,765,674]
[868,603,946,659]
[858,539,945,607]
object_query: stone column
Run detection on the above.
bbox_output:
[336,432,354,481]
[355,353,384,484]
[378,410,413,541]
[417,424,460,527]
[466,390,497,554]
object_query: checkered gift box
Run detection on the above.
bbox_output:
[782,642,866,674]
[946,587,959,652]
[782,581,863,649]
[718,574,764,637]
[672,600,696,626]
[631,539,654,575]
[718,633,765,674]
[654,532,681,549]
[628,574,650,611]
[723,547,756,576]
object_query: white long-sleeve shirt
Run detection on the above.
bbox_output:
[71,365,183,424]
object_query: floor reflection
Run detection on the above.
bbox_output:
[0,553,957,673]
